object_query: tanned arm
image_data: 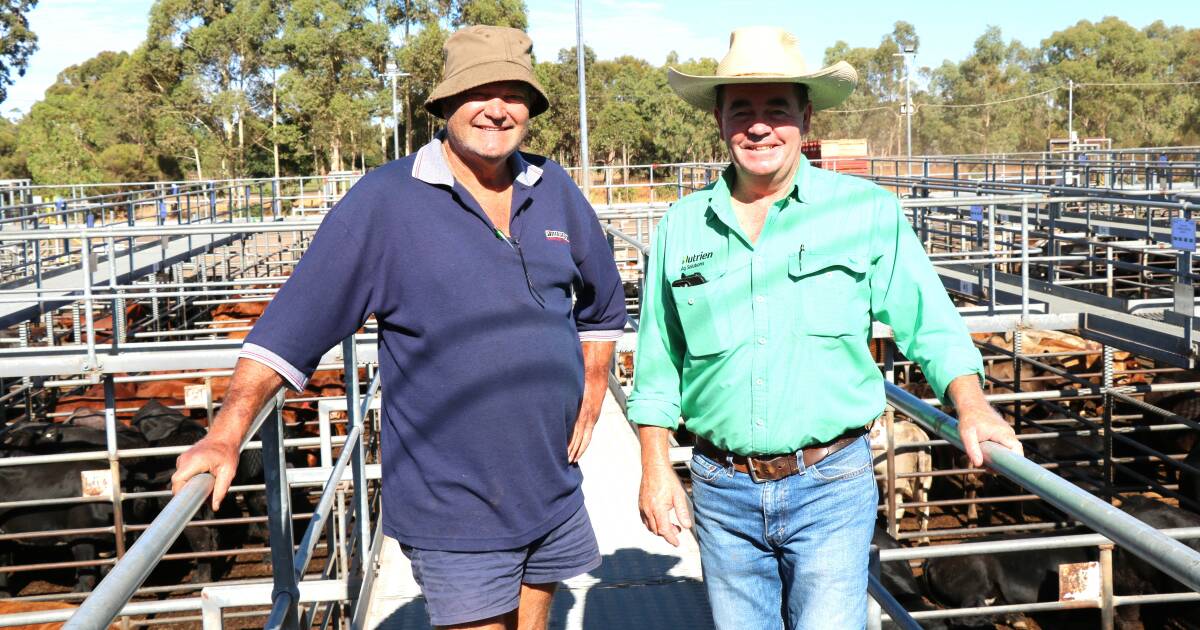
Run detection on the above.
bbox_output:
[946,373,1023,468]
[568,340,616,462]
[170,358,285,510]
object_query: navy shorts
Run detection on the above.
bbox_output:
[400,505,601,627]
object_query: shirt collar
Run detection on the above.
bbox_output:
[411,130,543,188]
[707,153,810,211]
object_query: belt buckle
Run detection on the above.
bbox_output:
[746,454,793,483]
[747,456,765,483]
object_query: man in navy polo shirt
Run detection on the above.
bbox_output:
[171,25,626,630]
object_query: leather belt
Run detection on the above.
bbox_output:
[693,425,870,483]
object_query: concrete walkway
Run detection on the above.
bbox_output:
[364,391,710,630]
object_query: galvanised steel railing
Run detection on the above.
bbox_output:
[886,381,1200,591]
[59,389,281,629]
[56,334,381,630]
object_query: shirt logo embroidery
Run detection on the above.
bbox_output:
[681,251,713,271]
[545,230,570,243]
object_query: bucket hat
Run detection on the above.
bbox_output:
[668,26,857,112]
[424,25,550,118]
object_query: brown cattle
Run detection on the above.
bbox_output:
[0,600,97,630]
[51,381,141,419]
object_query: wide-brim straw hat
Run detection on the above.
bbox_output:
[424,25,550,119]
[668,26,857,112]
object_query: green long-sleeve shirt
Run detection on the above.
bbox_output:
[627,157,984,455]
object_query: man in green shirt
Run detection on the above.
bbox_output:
[628,27,1022,629]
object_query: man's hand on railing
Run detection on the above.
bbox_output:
[172,434,241,511]
[169,357,285,509]
[947,374,1023,468]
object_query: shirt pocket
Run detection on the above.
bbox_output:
[670,276,733,357]
[788,252,869,337]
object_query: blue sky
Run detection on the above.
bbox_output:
[5,0,1196,117]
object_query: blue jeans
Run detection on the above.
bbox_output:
[690,435,878,630]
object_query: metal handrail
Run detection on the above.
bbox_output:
[62,391,283,629]
[885,382,1200,591]
[603,224,649,256]
[258,341,380,630]
[292,373,381,580]
[867,573,923,630]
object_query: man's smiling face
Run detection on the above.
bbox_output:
[443,80,532,165]
[716,83,812,183]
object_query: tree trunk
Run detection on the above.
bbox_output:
[237,110,245,177]
[192,147,203,181]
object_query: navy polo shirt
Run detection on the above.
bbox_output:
[239,134,627,551]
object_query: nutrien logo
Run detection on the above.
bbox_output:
[680,251,713,270]
[545,230,570,243]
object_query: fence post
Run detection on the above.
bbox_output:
[867,545,882,630]
[261,395,300,629]
[1100,543,1115,630]
[341,335,370,567]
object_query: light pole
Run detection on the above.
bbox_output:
[893,44,916,174]
[575,0,590,200]
[385,62,410,161]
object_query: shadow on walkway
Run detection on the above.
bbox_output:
[376,547,711,629]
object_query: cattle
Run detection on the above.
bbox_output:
[0,599,118,630]
[49,382,141,419]
[870,420,932,538]
[1111,394,1200,499]
[127,401,228,584]
[922,529,1095,629]
[0,421,147,596]
[923,496,1200,630]
[1181,439,1200,513]
[130,400,313,549]
[1111,495,1200,630]
[871,525,947,630]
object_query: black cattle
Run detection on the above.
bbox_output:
[1180,439,1200,513]
[0,420,148,596]
[128,401,231,584]
[1115,394,1200,493]
[871,525,948,630]
[129,401,314,578]
[923,496,1200,630]
[922,529,1096,629]
[1112,495,1200,630]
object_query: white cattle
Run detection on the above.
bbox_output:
[870,419,933,538]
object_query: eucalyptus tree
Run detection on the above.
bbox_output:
[19,52,158,184]
[1040,17,1195,147]
[0,0,37,105]
[924,27,1045,155]
[807,22,918,156]
[273,0,389,174]
[144,0,279,178]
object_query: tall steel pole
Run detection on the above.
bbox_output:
[905,53,912,163]
[386,63,409,161]
[1068,79,1075,146]
[575,0,590,200]
[894,47,915,175]
[391,71,400,161]
[271,69,279,181]
[404,0,413,155]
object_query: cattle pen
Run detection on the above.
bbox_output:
[1,149,1200,629]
